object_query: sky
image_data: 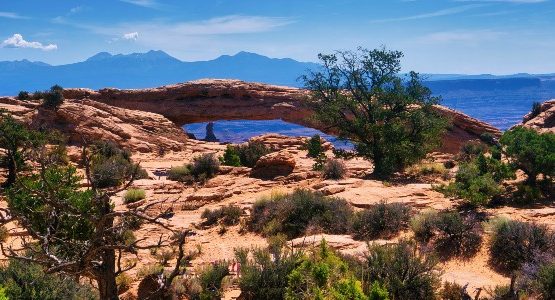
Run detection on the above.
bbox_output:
[0,0,554,74]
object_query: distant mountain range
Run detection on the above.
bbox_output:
[1,50,555,130]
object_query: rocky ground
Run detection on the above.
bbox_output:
[102,133,555,299]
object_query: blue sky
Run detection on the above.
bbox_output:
[1,0,554,74]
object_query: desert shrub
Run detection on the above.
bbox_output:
[201,205,242,227]
[312,153,327,171]
[190,153,220,179]
[480,132,498,146]
[489,219,555,273]
[306,134,325,158]
[530,101,543,119]
[432,212,482,259]
[406,162,448,177]
[333,148,358,160]
[184,262,230,300]
[443,160,456,169]
[323,158,347,179]
[32,90,45,100]
[90,141,148,188]
[362,240,440,300]
[368,281,390,300]
[352,202,411,240]
[137,263,164,278]
[42,84,64,109]
[439,282,465,300]
[17,91,30,100]
[536,261,555,300]
[285,240,367,300]
[167,165,192,182]
[0,259,96,300]
[235,245,301,300]
[116,272,133,294]
[411,210,439,242]
[220,145,241,167]
[437,153,513,206]
[123,188,146,204]
[459,141,488,161]
[235,141,273,167]
[500,126,555,188]
[250,189,354,238]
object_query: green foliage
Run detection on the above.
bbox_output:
[285,241,367,300]
[7,165,96,259]
[323,158,347,180]
[17,90,30,100]
[437,153,513,206]
[235,246,301,300]
[0,112,49,187]
[167,165,192,182]
[123,188,146,204]
[233,141,273,167]
[489,218,554,273]
[352,201,411,240]
[250,189,354,239]
[536,261,555,300]
[362,240,440,300]
[500,126,555,187]
[220,145,241,167]
[42,84,64,109]
[312,153,327,171]
[302,47,448,178]
[90,141,148,188]
[459,141,488,161]
[306,134,325,158]
[439,282,465,300]
[411,209,485,259]
[368,281,390,300]
[190,153,220,179]
[201,205,242,227]
[530,101,543,119]
[196,262,230,300]
[32,90,44,100]
[0,259,95,300]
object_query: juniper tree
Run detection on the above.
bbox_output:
[302,47,448,178]
[0,143,187,300]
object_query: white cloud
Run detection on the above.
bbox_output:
[1,34,58,51]
[0,12,26,19]
[122,32,139,40]
[119,0,159,8]
[370,4,485,23]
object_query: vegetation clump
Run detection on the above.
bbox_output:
[323,158,347,180]
[352,201,411,240]
[168,153,220,183]
[302,47,448,178]
[17,91,30,100]
[221,141,273,167]
[89,140,148,188]
[123,188,146,204]
[249,189,354,238]
[411,210,482,259]
[201,205,242,227]
[41,84,65,109]
[0,259,95,300]
[489,218,554,273]
[305,134,325,158]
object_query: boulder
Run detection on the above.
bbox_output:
[521,99,555,133]
[251,151,296,179]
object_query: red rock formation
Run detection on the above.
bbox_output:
[0,98,187,153]
[65,79,500,154]
[521,99,555,133]
[251,151,296,179]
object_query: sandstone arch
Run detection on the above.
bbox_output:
[64,79,501,154]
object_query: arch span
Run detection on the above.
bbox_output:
[65,79,501,154]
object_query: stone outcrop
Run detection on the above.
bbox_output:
[522,99,555,133]
[0,98,187,153]
[251,150,296,179]
[249,133,333,151]
[65,79,501,154]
